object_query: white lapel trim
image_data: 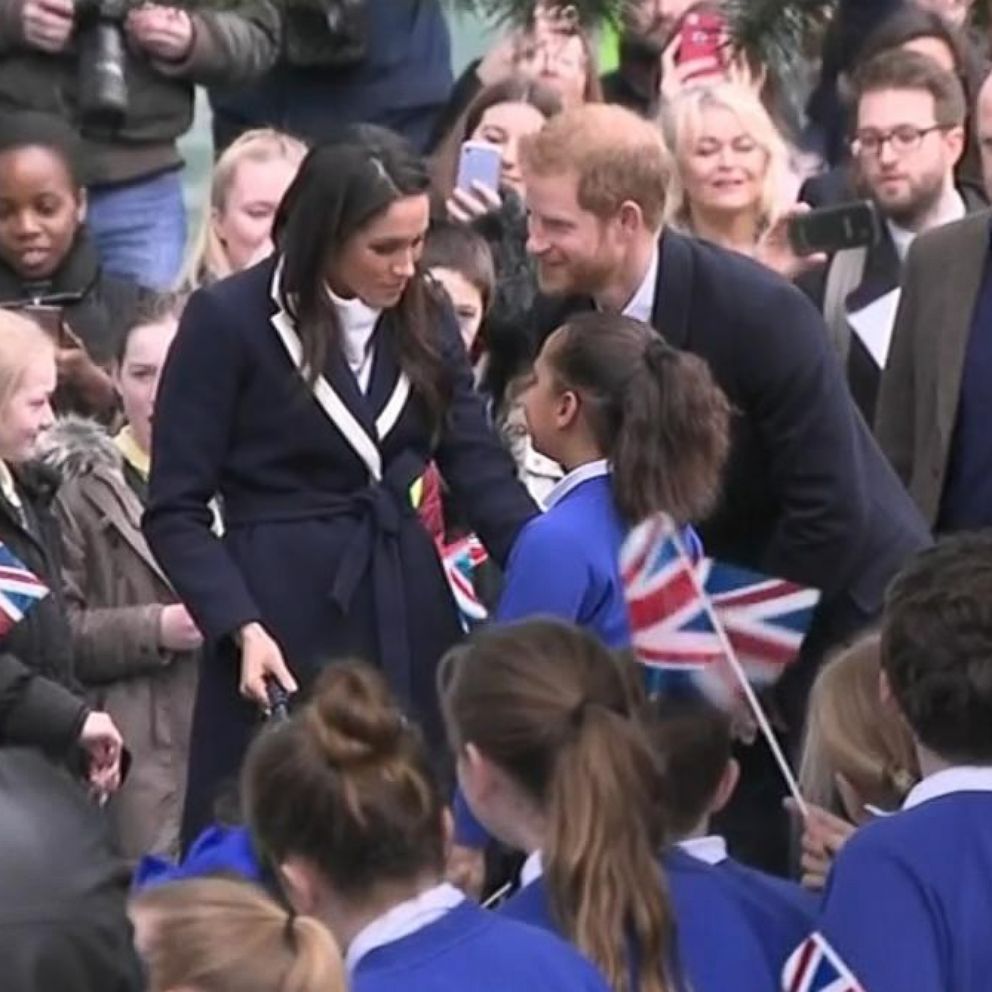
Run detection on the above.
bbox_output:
[375,373,411,441]
[269,260,383,481]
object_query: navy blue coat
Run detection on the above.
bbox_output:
[144,257,536,842]
[536,232,930,724]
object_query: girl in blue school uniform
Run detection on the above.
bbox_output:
[649,696,817,975]
[440,618,778,992]
[496,310,731,646]
[242,659,611,992]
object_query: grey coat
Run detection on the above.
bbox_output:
[875,210,992,528]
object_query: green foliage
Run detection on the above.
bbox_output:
[441,0,632,30]
[723,0,838,69]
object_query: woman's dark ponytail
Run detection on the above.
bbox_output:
[547,313,731,524]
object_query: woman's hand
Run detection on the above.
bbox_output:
[755,204,827,281]
[158,604,204,652]
[447,181,502,225]
[476,29,525,86]
[79,711,124,796]
[238,622,298,711]
[785,797,856,891]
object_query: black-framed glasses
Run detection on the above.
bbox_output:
[851,124,951,158]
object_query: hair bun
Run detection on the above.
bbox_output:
[305,664,407,768]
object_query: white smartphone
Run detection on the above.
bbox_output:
[456,140,502,194]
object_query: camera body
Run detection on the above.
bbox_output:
[74,0,132,129]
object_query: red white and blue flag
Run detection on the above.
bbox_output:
[782,933,864,992]
[439,535,489,632]
[620,514,819,704]
[0,542,49,638]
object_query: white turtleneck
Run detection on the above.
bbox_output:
[328,286,383,393]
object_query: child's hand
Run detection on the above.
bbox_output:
[446,842,486,900]
[785,797,856,890]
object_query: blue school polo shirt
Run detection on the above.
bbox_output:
[497,461,702,649]
[501,848,776,992]
[817,766,992,992]
[351,891,610,992]
[680,835,817,974]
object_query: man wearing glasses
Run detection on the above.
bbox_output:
[802,48,984,422]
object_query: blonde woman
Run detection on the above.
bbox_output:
[180,129,306,290]
[662,83,817,278]
[790,633,921,890]
[131,878,346,992]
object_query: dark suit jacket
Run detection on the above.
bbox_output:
[537,231,929,616]
[876,210,991,527]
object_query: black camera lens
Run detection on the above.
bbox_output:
[77,13,128,129]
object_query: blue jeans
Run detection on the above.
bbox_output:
[87,169,187,289]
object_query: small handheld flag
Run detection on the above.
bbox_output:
[783,933,865,992]
[0,543,49,638]
[439,535,489,632]
[620,513,817,815]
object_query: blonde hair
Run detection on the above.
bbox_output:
[520,103,670,230]
[799,633,920,817]
[180,128,307,290]
[131,878,346,992]
[0,309,56,416]
[662,83,791,237]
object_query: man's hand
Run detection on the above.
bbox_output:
[125,4,194,62]
[79,710,124,796]
[22,0,74,53]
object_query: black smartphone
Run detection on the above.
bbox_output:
[787,201,880,257]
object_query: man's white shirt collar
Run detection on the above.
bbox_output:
[902,765,992,811]
[345,882,464,974]
[886,186,966,263]
[543,459,610,510]
[678,834,729,866]
[620,244,660,324]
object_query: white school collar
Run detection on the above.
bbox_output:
[520,849,544,887]
[902,765,992,811]
[268,259,410,481]
[345,882,465,974]
[678,834,729,866]
[543,459,610,511]
[620,243,660,325]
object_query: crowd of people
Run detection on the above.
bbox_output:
[2,0,992,990]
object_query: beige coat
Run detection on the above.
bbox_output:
[40,418,197,860]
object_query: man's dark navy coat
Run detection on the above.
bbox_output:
[537,231,930,723]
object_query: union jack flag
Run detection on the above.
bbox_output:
[620,514,819,704]
[0,542,49,638]
[783,933,864,992]
[439,535,489,632]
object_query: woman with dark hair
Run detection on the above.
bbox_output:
[144,126,538,847]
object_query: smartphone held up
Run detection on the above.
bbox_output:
[787,201,881,258]
[456,141,502,195]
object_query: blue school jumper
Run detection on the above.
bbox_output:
[350,892,610,992]
[501,848,776,992]
[497,461,702,648]
[816,766,992,992]
[680,835,817,974]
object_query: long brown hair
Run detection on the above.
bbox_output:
[430,76,563,201]
[243,662,446,898]
[131,877,345,992]
[273,126,451,429]
[440,619,677,992]
[544,312,731,524]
